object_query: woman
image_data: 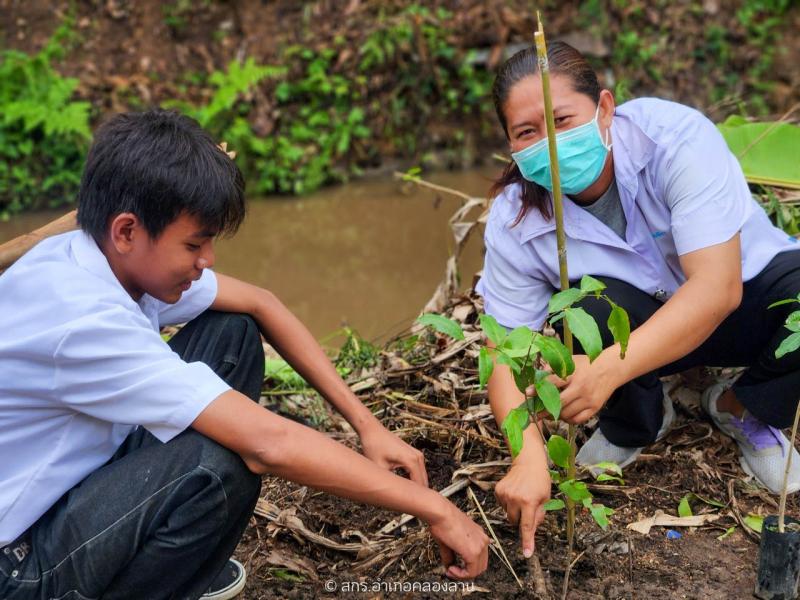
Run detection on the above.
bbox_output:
[476,42,800,558]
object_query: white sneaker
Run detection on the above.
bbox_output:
[576,382,675,472]
[701,382,800,495]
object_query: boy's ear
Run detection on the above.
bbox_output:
[108,212,142,255]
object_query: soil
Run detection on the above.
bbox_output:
[233,366,800,599]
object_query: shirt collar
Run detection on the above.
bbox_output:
[610,112,656,192]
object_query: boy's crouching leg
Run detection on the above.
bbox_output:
[19,429,260,600]
[102,430,261,599]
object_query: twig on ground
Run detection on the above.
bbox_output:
[467,486,523,589]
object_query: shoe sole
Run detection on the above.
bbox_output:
[203,559,247,600]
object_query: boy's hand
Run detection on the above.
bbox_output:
[494,449,550,558]
[428,501,490,579]
[360,424,429,487]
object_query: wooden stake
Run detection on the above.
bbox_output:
[533,12,578,549]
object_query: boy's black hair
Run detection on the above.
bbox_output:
[77,109,246,242]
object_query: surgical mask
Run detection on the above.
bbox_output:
[511,106,612,196]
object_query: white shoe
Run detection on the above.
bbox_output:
[576,382,675,472]
[701,382,800,495]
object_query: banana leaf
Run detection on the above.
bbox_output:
[718,115,800,189]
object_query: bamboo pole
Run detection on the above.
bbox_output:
[0,210,78,274]
[779,398,800,533]
[533,14,578,548]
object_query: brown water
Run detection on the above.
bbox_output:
[0,168,497,342]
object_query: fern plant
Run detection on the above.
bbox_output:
[0,20,91,217]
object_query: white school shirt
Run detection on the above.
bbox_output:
[476,97,800,331]
[0,230,232,546]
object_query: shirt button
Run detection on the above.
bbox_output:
[11,569,18,577]
[3,547,9,554]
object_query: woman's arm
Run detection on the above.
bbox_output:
[487,346,552,557]
[558,234,742,423]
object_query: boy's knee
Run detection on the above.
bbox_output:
[182,431,261,506]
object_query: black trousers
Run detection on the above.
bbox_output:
[0,311,265,600]
[565,251,800,447]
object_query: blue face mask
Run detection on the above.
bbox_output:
[511,106,612,196]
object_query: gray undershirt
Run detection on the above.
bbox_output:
[578,178,627,240]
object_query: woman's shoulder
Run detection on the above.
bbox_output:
[615,98,714,143]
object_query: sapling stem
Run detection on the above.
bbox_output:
[534,13,578,549]
[779,397,800,533]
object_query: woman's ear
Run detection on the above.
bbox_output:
[598,89,616,129]
[108,212,141,255]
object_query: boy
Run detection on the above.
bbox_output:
[0,110,488,599]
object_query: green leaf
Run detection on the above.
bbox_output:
[591,461,623,476]
[769,298,798,309]
[535,377,561,420]
[564,307,603,361]
[607,302,631,359]
[717,526,736,541]
[558,480,592,503]
[786,311,800,333]
[580,275,606,294]
[537,335,575,378]
[678,495,693,518]
[776,332,800,358]
[718,116,800,189]
[416,313,464,340]
[547,435,572,469]
[503,326,534,351]
[743,514,764,533]
[512,363,536,394]
[495,351,521,374]
[596,473,624,484]
[502,404,530,458]
[590,503,612,529]
[479,313,507,346]
[543,498,565,511]
[478,347,494,388]
[694,494,726,509]
[548,288,584,314]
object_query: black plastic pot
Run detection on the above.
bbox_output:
[755,515,800,600]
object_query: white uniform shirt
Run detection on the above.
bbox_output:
[477,98,800,330]
[0,230,231,546]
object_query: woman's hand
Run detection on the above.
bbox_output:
[359,424,429,487]
[495,448,550,557]
[529,354,620,424]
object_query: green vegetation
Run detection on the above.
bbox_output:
[1,1,797,215]
[418,274,631,530]
[0,19,90,218]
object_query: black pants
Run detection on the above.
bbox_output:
[0,311,265,600]
[565,251,800,447]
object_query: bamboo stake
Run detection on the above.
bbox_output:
[0,210,78,274]
[778,397,800,533]
[533,13,577,548]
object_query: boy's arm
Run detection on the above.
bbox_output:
[210,272,428,485]
[192,390,489,579]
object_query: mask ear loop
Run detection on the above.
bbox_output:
[594,104,613,151]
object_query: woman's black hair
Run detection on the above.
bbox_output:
[491,41,601,224]
[76,109,246,242]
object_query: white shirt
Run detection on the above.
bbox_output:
[477,98,800,330]
[0,230,231,546]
